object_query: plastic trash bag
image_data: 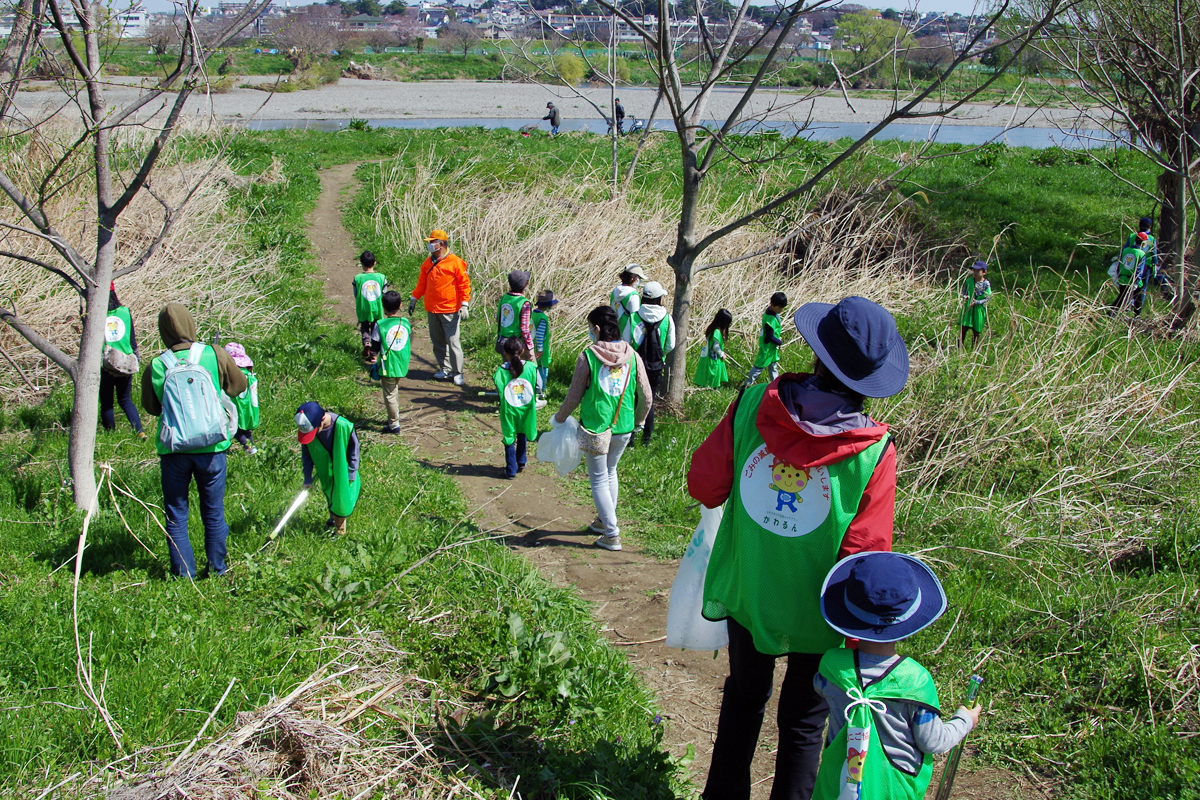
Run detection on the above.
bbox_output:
[1107,258,1121,286]
[537,416,581,477]
[666,504,729,651]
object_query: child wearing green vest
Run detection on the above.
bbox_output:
[744,291,788,387]
[369,291,412,434]
[1109,232,1151,317]
[958,260,992,348]
[693,308,731,388]
[611,263,645,343]
[814,552,981,800]
[532,289,558,409]
[494,336,539,478]
[101,283,146,439]
[223,342,260,454]
[296,401,361,535]
[495,270,534,357]
[353,251,387,365]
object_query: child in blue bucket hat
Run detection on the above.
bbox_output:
[812,552,982,800]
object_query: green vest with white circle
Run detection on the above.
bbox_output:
[493,360,539,445]
[104,306,134,355]
[702,383,890,655]
[376,317,412,378]
[815,648,940,800]
[353,272,387,323]
[233,368,260,430]
[580,349,638,436]
[497,294,527,339]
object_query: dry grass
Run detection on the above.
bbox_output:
[38,630,489,800]
[0,126,286,404]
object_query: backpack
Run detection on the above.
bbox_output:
[638,317,666,372]
[157,343,236,453]
[101,347,139,377]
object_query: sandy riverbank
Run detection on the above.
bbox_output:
[13,78,1098,129]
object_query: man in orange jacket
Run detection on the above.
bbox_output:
[408,229,472,385]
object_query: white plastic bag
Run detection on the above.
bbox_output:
[666,504,729,651]
[1107,257,1120,286]
[537,416,581,477]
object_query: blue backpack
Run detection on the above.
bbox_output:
[157,343,233,453]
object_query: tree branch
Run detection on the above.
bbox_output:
[0,305,75,376]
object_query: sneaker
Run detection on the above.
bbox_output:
[451,374,464,386]
[432,370,449,380]
[588,517,605,533]
[382,424,401,434]
[594,534,622,551]
[535,397,548,409]
[136,431,148,441]
[246,445,258,455]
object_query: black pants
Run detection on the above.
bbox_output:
[643,368,663,443]
[99,371,143,433]
[702,619,828,800]
[1112,284,1145,315]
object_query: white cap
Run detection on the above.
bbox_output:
[641,281,666,299]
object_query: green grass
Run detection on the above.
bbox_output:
[0,129,685,797]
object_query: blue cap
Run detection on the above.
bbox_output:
[295,401,324,444]
[820,552,948,643]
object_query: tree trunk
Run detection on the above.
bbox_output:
[1158,167,1183,277]
[68,281,109,508]
[665,143,703,407]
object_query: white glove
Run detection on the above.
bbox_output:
[459,303,470,320]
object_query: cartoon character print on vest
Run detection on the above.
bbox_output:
[385,322,409,353]
[598,362,630,396]
[499,302,516,330]
[504,375,535,408]
[105,315,127,344]
[740,445,832,536]
[362,280,382,303]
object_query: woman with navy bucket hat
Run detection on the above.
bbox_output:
[813,552,980,800]
[687,296,909,800]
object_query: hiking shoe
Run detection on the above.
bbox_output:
[451,374,465,386]
[535,397,548,409]
[588,517,605,533]
[594,534,622,551]
[382,424,401,434]
[432,370,449,380]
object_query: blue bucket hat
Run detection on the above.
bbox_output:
[820,552,948,643]
[792,296,909,398]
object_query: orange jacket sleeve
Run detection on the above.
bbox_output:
[456,257,472,305]
[412,259,431,299]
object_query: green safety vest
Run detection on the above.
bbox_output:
[632,314,671,354]
[1117,245,1149,286]
[531,309,552,366]
[353,272,387,323]
[104,306,134,355]
[493,360,539,445]
[376,316,412,378]
[305,414,360,518]
[497,293,528,340]
[612,286,639,339]
[694,330,728,388]
[814,649,940,800]
[232,368,260,431]
[580,349,638,436]
[702,384,890,655]
[754,312,783,368]
[150,344,231,456]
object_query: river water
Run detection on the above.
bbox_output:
[244,116,1111,149]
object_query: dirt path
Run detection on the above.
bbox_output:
[308,165,1044,800]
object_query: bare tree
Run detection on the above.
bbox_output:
[273,6,340,66]
[440,21,482,56]
[1030,0,1200,305]
[589,0,1074,405]
[146,15,183,56]
[0,0,273,509]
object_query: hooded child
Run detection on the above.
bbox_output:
[958,260,992,347]
[630,281,676,445]
[496,270,534,358]
[812,552,981,800]
[296,401,361,535]
[353,251,387,364]
[611,264,645,342]
[494,336,539,479]
[141,303,248,578]
[694,308,732,388]
[688,296,909,800]
[532,289,559,407]
[744,291,788,386]
[224,342,260,454]
[371,291,413,434]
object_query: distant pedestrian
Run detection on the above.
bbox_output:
[959,260,992,347]
[141,303,248,578]
[296,401,361,536]
[223,342,259,454]
[611,263,645,342]
[694,308,732,388]
[553,306,652,552]
[353,250,387,365]
[543,102,561,135]
[630,281,675,445]
[494,336,539,479]
[408,229,471,386]
[744,291,787,386]
[495,269,534,358]
[371,291,412,434]
[1110,233,1152,316]
[532,289,559,408]
[615,98,625,134]
[100,282,146,439]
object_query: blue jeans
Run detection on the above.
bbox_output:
[535,366,548,397]
[160,451,229,577]
[550,125,560,136]
[504,434,527,478]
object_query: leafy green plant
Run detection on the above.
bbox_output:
[489,613,579,702]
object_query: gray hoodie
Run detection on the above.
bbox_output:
[554,340,652,428]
